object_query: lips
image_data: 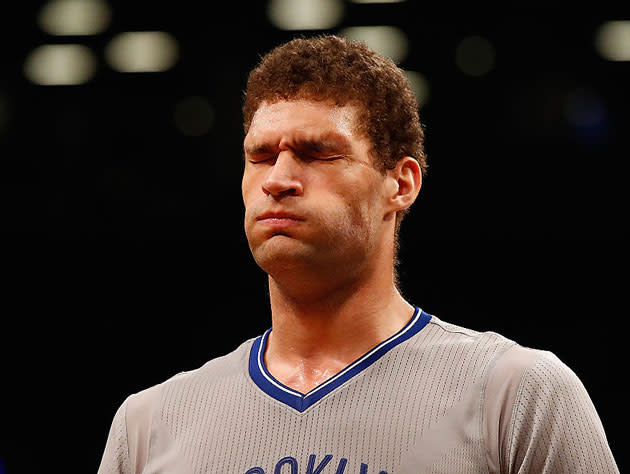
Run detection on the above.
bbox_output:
[256,211,304,230]
[256,211,304,221]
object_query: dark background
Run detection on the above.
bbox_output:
[0,2,626,473]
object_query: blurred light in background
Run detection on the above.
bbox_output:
[23,44,97,85]
[267,0,344,30]
[595,21,630,61]
[173,96,215,136]
[455,35,496,77]
[105,31,179,72]
[37,0,112,36]
[403,70,430,108]
[339,26,408,64]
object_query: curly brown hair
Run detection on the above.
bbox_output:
[242,35,427,278]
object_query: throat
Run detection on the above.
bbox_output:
[266,357,348,395]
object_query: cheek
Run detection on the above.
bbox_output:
[242,174,260,238]
[345,177,386,241]
[242,171,260,211]
[320,181,378,239]
[241,168,254,198]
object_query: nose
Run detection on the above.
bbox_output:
[261,151,304,197]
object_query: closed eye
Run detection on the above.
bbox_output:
[301,153,345,162]
[248,154,344,164]
[248,155,277,164]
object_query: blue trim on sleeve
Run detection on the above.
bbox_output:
[248,307,432,412]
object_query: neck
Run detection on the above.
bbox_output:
[264,262,415,393]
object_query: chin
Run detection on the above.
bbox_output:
[252,237,318,274]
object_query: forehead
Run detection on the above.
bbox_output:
[245,99,360,144]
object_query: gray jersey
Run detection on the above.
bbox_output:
[97,308,618,473]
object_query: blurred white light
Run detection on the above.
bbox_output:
[339,26,408,64]
[38,0,112,35]
[105,31,179,72]
[173,96,215,136]
[23,44,97,85]
[455,35,495,77]
[404,70,430,108]
[595,21,630,61]
[267,0,344,30]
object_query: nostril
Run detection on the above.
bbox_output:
[262,183,300,197]
[262,176,303,197]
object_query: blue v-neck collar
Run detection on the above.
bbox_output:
[248,307,432,413]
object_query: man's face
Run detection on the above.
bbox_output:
[242,99,390,280]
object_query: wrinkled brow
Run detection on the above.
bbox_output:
[244,132,352,158]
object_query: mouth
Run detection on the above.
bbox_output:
[256,212,304,229]
[257,217,303,229]
[257,211,303,221]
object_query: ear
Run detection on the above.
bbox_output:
[383,156,422,216]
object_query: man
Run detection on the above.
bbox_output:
[97,35,618,473]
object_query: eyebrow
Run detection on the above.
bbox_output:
[244,133,352,158]
[243,143,276,158]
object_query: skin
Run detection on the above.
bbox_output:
[242,99,422,394]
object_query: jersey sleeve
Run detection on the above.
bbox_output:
[503,350,619,474]
[97,398,131,474]
[97,386,159,474]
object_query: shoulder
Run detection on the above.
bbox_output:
[126,336,257,415]
[507,346,594,418]
[104,337,258,473]
[506,349,618,469]
[480,333,589,426]
[125,339,256,438]
[421,314,518,360]
[425,314,512,342]
[398,313,521,397]
[485,342,587,409]
[417,315,593,414]
[481,342,617,473]
[165,336,257,386]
